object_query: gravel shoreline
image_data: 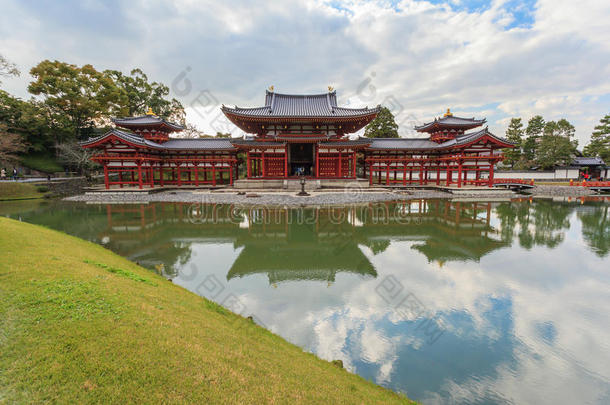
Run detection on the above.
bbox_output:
[63,185,600,207]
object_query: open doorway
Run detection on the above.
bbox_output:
[289,143,314,176]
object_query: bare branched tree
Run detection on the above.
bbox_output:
[55,141,96,175]
[180,123,204,139]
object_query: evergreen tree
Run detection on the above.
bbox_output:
[583,113,610,162]
[523,115,545,162]
[364,106,399,138]
[503,118,524,168]
[104,68,185,125]
[536,119,578,169]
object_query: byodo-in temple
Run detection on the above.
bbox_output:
[81,89,514,189]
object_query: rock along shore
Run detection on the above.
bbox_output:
[64,185,598,207]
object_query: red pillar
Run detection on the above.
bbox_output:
[195,164,199,186]
[137,162,143,189]
[212,164,216,186]
[104,164,109,189]
[488,160,494,187]
[261,150,266,178]
[229,164,233,185]
[160,166,164,187]
[284,145,288,178]
[457,159,463,188]
[436,163,440,185]
[316,146,320,178]
[419,164,423,185]
[369,161,373,185]
[247,151,252,178]
[423,165,428,185]
[177,166,181,187]
[352,151,356,178]
[338,150,342,178]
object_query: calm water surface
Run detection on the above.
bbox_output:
[2,197,610,404]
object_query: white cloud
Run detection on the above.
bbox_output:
[1,0,609,143]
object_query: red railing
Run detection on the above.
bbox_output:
[465,178,534,186]
[573,181,610,187]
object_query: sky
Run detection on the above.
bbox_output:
[1,0,609,146]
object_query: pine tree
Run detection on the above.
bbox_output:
[364,106,399,138]
[503,118,524,168]
[536,119,578,169]
[523,115,545,162]
[583,114,610,162]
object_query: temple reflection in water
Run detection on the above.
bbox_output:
[98,200,510,283]
[6,197,606,284]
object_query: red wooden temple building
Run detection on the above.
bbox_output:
[81,108,238,189]
[364,109,513,187]
[81,89,513,189]
[221,89,378,179]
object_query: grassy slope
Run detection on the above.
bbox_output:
[0,217,413,404]
[19,154,63,174]
[0,183,46,201]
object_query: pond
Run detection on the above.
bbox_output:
[2,197,610,404]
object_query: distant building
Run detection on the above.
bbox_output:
[572,157,608,179]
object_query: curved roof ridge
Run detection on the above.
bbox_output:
[414,114,486,132]
[265,89,337,98]
[112,114,184,131]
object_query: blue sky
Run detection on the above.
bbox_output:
[1,0,609,145]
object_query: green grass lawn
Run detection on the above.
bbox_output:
[19,154,64,173]
[0,217,413,404]
[0,182,48,201]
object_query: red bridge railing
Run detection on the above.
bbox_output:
[570,180,610,187]
[464,178,534,186]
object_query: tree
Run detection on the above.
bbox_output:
[364,106,399,138]
[28,60,124,141]
[536,119,578,169]
[55,141,97,175]
[0,90,53,153]
[180,123,202,139]
[523,115,545,162]
[104,68,185,125]
[503,118,524,168]
[583,113,610,162]
[0,54,20,84]
[0,123,28,163]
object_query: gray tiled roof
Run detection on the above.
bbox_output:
[321,139,372,147]
[81,127,512,152]
[364,128,513,150]
[112,115,184,131]
[80,129,164,149]
[572,157,605,166]
[454,127,512,146]
[415,115,486,131]
[222,90,380,118]
[365,137,440,150]
[81,130,236,151]
[163,138,236,150]
[230,138,285,147]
